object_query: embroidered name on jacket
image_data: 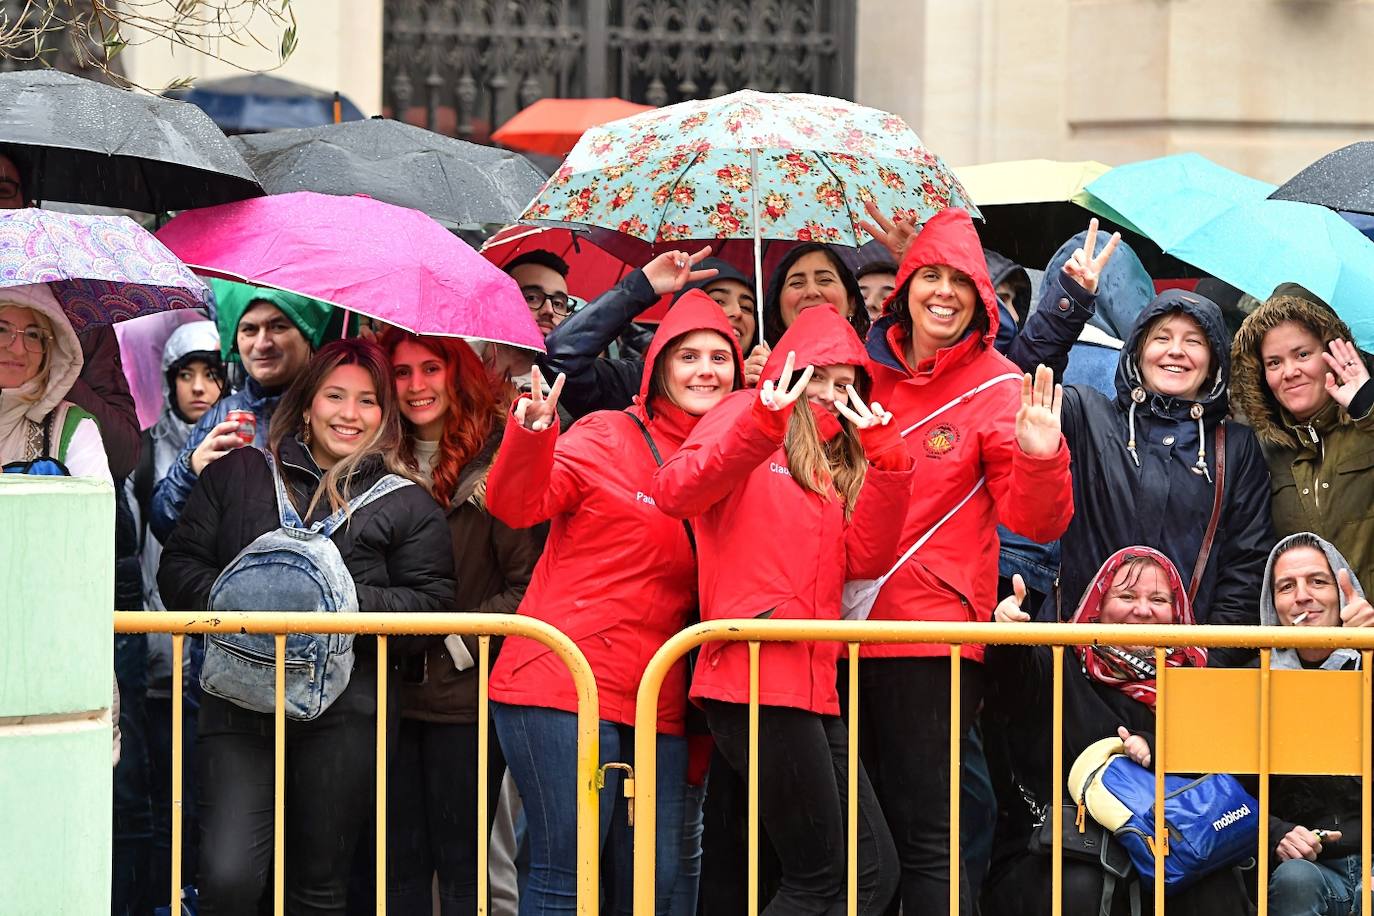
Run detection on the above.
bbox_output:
[635,491,657,506]
[769,462,793,477]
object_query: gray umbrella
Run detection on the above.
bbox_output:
[0,69,262,212]
[232,118,548,229]
[1270,142,1374,217]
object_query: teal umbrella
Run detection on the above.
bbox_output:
[1079,153,1374,348]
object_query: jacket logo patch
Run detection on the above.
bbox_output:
[924,424,960,457]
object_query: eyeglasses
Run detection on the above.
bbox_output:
[521,286,576,317]
[0,178,21,200]
[0,323,51,354]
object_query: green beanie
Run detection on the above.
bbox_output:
[210,278,342,363]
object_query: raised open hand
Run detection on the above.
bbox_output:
[1014,365,1063,458]
[1322,338,1370,409]
[514,365,566,432]
[1061,218,1121,295]
[758,350,814,413]
[834,384,893,430]
[1117,726,1152,769]
[993,574,1031,623]
[857,199,916,264]
[641,245,719,296]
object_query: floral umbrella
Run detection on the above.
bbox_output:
[517,89,975,330]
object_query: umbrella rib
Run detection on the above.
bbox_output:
[649,149,707,249]
[813,152,865,247]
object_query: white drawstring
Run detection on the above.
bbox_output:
[1191,414,1212,482]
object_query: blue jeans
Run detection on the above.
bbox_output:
[1271,855,1362,916]
[492,703,687,916]
[669,778,707,916]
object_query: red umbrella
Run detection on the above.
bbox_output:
[490,97,654,157]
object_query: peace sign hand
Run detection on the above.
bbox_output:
[514,365,566,432]
[858,199,917,264]
[1338,567,1374,628]
[1322,339,1370,410]
[1061,218,1121,295]
[1014,365,1063,458]
[641,245,719,296]
[833,385,893,430]
[758,350,814,413]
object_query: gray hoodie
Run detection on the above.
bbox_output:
[1260,532,1364,670]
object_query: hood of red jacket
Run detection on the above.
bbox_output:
[881,207,1000,348]
[761,305,871,394]
[638,288,745,401]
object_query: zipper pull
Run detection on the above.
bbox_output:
[1075,800,1086,834]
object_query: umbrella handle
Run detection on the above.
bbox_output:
[750,149,765,342]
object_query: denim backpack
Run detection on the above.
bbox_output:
[202,453,412,720]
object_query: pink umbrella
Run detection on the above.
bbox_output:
[156,191,544,351]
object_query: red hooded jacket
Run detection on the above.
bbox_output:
[486,291,743,734]
[863,207,1074,661]
[652,306,915,715]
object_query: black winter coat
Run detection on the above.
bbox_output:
[157,436,456,628]
[1011,283,1275,666]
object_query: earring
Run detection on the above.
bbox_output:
[302,416,312,446]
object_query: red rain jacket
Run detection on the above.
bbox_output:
[863,207,1073,661]
[653,306,915,715]
[486,291,743,734]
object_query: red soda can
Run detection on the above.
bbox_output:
[226,409,256,446]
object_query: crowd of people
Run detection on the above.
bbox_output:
[6,143,1374,916]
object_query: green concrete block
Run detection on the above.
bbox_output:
[0,476,114,718]
[0,721,112,913]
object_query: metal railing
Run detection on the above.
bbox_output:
[631,620,1374,916]
[112,611,601,916]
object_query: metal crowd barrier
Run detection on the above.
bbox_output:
[112,611,600,916]
[631,620,1374,916]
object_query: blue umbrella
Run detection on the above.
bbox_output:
[166,74,365,134]
[1081,153,1374,349]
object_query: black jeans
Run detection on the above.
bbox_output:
[195,664,378,916]
[387,718,505,916]
[704,701,898,916]
[859,657,985,916]
[147,693,200,909]
[113,633,153,916]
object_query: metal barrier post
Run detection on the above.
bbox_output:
[1050,644,1063,916]
[171,633,185,911]
[478,636,491,916]
[846,643,859,916]
[375,635,388,916]
[748,641,761,916]
[274,633,287,916]
[1258,649,1272,916]
[948,644,962,916]
[1363,650,1371,916]
[1153,648,1166,911]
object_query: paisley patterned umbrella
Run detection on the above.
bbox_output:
[0,208,209,333]
[516,89,974,327]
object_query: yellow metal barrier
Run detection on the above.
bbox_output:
[631,620,1374,916]
[114,611,600,916]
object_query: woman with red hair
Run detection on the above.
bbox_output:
[380,329,545,916]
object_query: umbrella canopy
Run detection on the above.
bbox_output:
[0,70,262,212]
[491,97,655,157]
[232,119,547,229]
[0,208,210,332]
[156,192,544,351]
[1269,142,1374,217]
[1080,153,1374,349]
[166,73,366,134]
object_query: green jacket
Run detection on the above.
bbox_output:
[1231,292,1374,588]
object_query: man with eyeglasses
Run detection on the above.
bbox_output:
[506,250,575,339]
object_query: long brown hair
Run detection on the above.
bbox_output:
[268,338,416,519]
[783,398,867,520]
[379,329,505,507]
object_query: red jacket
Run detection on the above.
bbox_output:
[863,207,1074,661]
[653,306,915,715]
[486,292,744,734]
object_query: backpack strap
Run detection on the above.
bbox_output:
[318,473,415,538]
[263,452,306,529]
[624,410,696,555]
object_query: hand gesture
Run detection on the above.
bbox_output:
[190,419,248,475]
[743,342,771,389]
[1322,339,1370,410]
[993,574,1031,623]
[758,350,814,412]
[1338,568,1374,628]
[857,199,916,264]
[514,365,565,432]
[641,245,718,296]
[834,385,893,430]
[1061,219,1121,295]
[1277,825,1341,862]
[1014,365,1063,458]
[1116,726,1152,769]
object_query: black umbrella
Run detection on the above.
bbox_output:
[1270,142,1374,217]
[232,118,548,229]
[0,69,262,212]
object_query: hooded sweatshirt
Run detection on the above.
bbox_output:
[861,207,1073,660]
[486,290,744,733]
[0,282,110,482]
[1231,290,1374,590]
[652,305,915,714]
[984,248,1030,354]
[1259,532,1364,671]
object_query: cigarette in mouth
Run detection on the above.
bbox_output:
[1294,611,1310,625]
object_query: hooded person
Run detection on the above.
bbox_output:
[149,278,336,543]
[855,206,1074,916]
[1230,286,1374,590]
[651,304,913,916]
[985,248,1031,354]
[0,281,110,481]
[485,290,743,916]
[538,250,756,419]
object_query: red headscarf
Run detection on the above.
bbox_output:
[1067,546,1207,708]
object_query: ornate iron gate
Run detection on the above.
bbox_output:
[383,0,855,141]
